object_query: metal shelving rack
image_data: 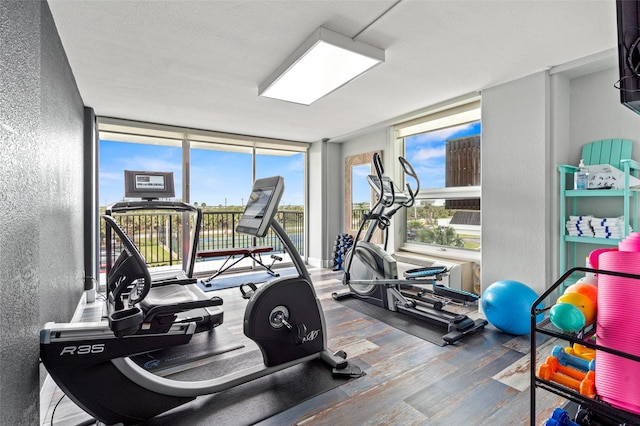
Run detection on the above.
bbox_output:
[530,267,640,425]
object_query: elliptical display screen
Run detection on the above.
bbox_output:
[367,175,408,204]
[236,176,285,238]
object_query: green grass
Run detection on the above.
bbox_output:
[137,241,173,265]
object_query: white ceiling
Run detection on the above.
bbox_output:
[47,0,618,143]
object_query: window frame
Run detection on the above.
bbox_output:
[97,116,310,259]
[391,96,481,263]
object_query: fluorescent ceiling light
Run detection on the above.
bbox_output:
[259,27,385,105]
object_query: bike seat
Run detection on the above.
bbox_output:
[138,284,223,333]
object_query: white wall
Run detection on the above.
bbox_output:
[307,140,342,267]
[341,128,389,159]
[481,72,553,296]
[339,127,389,229]
[473,65,640,297]
[569,67,640,160]
[548,72,571,286]
[565,67,640,267]
[323,59,640,300]
[308,129,390,267]
[479,64,640,297]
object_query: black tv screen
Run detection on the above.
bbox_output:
[617,0,640,114]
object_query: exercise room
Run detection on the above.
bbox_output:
[3,1,640,425]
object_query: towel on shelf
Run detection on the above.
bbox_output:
[590,216,630,238]
[592,225,622,232]
[593,232,622,239]
[569,215,593,222]
[566,220,592,228]
[566,216,595,237]
[591,216,624,227]
[567,229,595,237]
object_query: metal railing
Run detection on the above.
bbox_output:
[198,210,305,256]
[101,209,305,270]
[351,207,368,230]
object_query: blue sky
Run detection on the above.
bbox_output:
[99,140,304,207]
[405,121,481,190]
[101,121,480,207]
[351,121,481,203]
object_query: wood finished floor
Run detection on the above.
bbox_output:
[42,268,566,425]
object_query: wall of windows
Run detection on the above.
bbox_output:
[97,118,309,270]
[100,137,183,205]
[395,98,481,259]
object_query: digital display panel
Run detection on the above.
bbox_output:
[236,176,284,238]
[124,170,175,199]
[243,188,273,219]
[134,174,166,191]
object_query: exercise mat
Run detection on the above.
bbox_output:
[337,296,449,346]
[143,350,358,426]
[197,267,297,292]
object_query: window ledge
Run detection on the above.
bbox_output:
[398,243,480,264]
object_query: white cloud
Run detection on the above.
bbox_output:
[412,146,446,162]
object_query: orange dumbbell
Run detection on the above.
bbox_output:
[537,356,595,397]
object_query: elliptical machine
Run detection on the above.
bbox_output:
[40,176,358,425]
[332,153,487,344]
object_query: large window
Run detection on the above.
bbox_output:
[395,99,481,257]
[256,149,306,254]
[99,137,183,205]
[97,118,309,273]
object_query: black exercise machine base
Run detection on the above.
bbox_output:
[332,289,487,345]
[395,303,487,344]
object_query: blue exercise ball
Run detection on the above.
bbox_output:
[481,280,543,335]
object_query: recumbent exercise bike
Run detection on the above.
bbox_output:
[40,176,359,425]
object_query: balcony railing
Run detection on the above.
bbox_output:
[101,209,304,270]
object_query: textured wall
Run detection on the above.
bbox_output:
[481,72,552,296]
[39,0,85,322]
[0,1,84,424]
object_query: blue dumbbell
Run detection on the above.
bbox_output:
[551,346,595,372]
[544,408,579,426]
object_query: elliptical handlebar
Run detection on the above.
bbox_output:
[373,151,384,179]
[398,156,419,208]
[372,152,395,208]
[370,154,420,211]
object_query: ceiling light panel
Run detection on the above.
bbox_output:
[259,27,385,105]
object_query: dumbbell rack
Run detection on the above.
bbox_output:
[529,267,640,425]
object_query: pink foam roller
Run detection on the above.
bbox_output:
[619,232,640,252]
[595,250,640,412]
[596,352,640,414]
[589,248,618,270]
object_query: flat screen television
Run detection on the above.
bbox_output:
[617,0,640,114]
[236,176,285,238]
[124,170,175,200]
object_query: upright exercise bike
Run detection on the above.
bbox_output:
[333,153,487,344]
[40,176,358,425]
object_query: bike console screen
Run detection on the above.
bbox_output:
[236,176,285,238]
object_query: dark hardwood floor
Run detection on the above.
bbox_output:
[42,268,566,425]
